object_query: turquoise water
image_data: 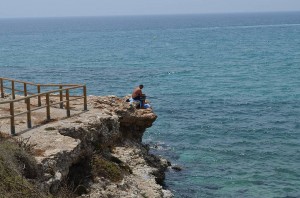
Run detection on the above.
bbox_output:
[1,12,300,197]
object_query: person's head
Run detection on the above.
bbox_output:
[139,84,144,89]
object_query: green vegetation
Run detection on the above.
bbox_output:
[44,127,56,131]
[0,133,73,198]
[0,132,133,197]
[0,134,47,198]
[92,156,124,182]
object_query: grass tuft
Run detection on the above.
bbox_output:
[44,127,56,131]
[91,156,123,182]
[0,139,47,198]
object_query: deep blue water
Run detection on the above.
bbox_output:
[1,12,300,198]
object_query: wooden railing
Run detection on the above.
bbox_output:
[0,77,87,135]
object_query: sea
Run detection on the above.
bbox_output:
[1,12,300,198]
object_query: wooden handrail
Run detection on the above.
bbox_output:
[0,77,83,105]
[0,77,81,87]
[0,85,84,104]
[0,77,88,135]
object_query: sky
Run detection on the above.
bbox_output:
[0,0,300,18]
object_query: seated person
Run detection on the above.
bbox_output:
[132,84,144,100]
[132,85,146,107]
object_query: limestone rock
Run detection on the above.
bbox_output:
[16,95,172,197]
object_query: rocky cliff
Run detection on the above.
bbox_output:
[19,95,173,198]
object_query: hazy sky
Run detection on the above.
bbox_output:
[0,0,300,18]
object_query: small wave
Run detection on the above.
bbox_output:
[192,23,300,31]
[223,23,300,30]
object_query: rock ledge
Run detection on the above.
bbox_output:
[19,95,173,198]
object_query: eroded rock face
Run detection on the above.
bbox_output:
[89,95,157,142]
[58,95,158,148]
[84,142,172,198]
[58,114,120,151]
[21,95,171,197]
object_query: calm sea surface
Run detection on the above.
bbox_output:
[1,12,300,198]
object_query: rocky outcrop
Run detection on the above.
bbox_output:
[91,96,158,142]
[20,95,172,197]
[84,143,172,198]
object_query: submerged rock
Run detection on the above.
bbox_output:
[171,165,183,172]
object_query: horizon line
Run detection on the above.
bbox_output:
[0,10,300,20]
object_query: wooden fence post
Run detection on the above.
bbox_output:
[0,79,4,98]
[24,83,27,103]
[24,83,27,97]
[11,80,15,99]
[83,85,87,111]
[59,85,63,109]
[10,102,15,135]
[26,98,32,128]
[37,85,41,106]
[66,89,70,117]
[46,93,50,121]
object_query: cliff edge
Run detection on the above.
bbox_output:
[18,95,173,198]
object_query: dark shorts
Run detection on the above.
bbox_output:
[133,96,141,100]
[133,95,146,101]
